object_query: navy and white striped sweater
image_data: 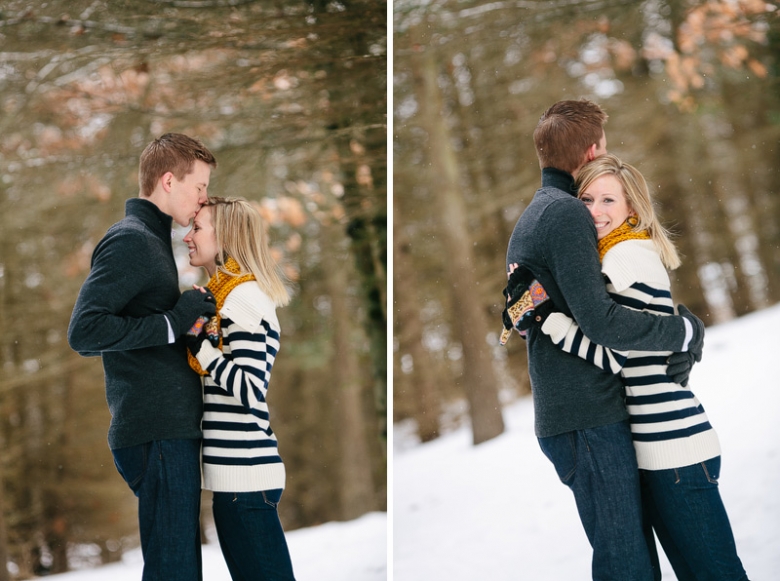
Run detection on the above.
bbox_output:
[541,239,721,470]
[195,281,286,492]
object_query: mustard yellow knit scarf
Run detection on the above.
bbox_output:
[187,257,256,376]
[597,221,650,262]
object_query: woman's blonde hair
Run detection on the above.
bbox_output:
[576,154,681,270]
[204,196,291,306]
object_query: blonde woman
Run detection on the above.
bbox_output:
[534,154,748,581]
[183,196,295,581]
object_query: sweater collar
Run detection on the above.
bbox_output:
[125,198,173,240]
[597,221,650,262]
[541,167,578,197]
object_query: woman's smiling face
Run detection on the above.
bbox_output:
[184,205,218,276]
[579,174,633,240]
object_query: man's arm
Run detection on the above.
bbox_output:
[540,198,701,353]
[68,232,171,354]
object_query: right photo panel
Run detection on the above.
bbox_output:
[392,2,780,580]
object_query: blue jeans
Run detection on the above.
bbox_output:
[112,439,203,581]
[641,456,749,581]
[212,489,296,581]
[538,420,654,581]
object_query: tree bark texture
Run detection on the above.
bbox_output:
[411,30,505,445]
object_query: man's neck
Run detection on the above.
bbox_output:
[142,191,173,219]
[541,167,577,196]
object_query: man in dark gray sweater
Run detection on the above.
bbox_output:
[506,100,704,581]
[68,134,217,581]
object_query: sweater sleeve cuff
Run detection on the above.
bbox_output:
[681,317,693,351]
[541,312,573,344]
[163,315,175,344]
[195,341,221,371]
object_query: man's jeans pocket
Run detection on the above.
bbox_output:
[112,442,152,496]
[538,432,577,486]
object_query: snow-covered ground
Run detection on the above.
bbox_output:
[44,511,386,581]
[394,303,780,580]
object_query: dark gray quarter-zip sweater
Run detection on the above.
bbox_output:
[506,168,688,438]
[68,198,202,449]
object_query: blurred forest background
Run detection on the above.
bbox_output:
[393,1,779,446]
[0,0,386,578]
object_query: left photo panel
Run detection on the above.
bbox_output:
[0,1,387,580]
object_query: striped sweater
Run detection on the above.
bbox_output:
[194,281,286,492]
[541,239,721,471]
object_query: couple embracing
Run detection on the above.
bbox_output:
[68,133,295,581]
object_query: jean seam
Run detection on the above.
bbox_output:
[261,490,277,508]
[580,430,591,453]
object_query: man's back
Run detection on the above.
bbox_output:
[507,171,628,438]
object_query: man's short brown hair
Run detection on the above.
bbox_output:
[533,99,608,175]
[138,133,217,197]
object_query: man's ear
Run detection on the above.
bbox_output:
[161,171,175,193]
[585,142,598,162]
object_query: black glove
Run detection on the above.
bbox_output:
[500,265,554,345]
[501,265,536,332]
[666,304,705,387]
[166,288,216,336]
[185,314,220,354]
[186,315,212,355]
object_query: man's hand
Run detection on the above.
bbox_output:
[166,287,216,336]
[666,352,695,387]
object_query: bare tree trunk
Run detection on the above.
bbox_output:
[324,229,376,519]
[665,114,731,323]
[45,376,70,575]
[446,54,512,266]
[412,30,505,445]
[318,1,388,453]
[699,114,770,315]
[0,213,9,581]
[721,80,780,306]
[0,470,9,581]
[393,196,441,442]
[336,135,388,451]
